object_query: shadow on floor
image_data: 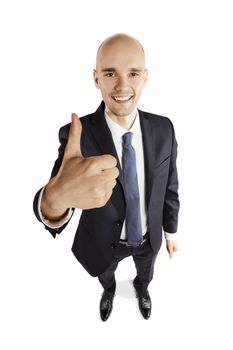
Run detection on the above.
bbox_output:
[115,279,136,299]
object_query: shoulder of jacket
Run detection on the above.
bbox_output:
[139,110,173,126]
[58,112,95,140]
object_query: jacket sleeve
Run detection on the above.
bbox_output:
[162,120,180,234]
[33,124,74,238]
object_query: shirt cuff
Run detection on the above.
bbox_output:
[37,187,73,229]
[164,232,177,240]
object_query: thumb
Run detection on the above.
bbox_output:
[64,113,83,159]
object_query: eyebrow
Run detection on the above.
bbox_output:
[101,68,144,73]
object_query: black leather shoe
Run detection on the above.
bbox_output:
[100,291,115,321]
[136,290,151,319]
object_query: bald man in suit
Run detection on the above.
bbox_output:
[33,33,180,321]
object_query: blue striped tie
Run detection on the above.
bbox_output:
[122,132,143,247]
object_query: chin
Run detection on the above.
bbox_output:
[111,105,136,117]
[116,112,134,118]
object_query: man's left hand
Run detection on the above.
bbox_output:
[166,240,178,259]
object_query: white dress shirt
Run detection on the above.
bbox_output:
[104,110,147,240]
[38,109,176,240]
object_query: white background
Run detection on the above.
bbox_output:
[1,0,233,349]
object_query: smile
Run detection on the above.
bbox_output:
[111,96,133,102]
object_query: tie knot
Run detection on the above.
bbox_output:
[123,132,133,146]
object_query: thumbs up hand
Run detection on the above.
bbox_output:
[63,113,84,159]
[41,113,119,221]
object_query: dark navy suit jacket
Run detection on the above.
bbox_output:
[33,101,180,276]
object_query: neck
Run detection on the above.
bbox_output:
[106,108,137,130]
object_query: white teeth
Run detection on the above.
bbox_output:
[113,96,131,101]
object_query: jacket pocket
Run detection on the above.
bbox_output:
[154,155,171,170]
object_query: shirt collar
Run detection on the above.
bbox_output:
[104,109,141,139]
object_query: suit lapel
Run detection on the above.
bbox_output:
[139,110,156,208]
[88,102,126,219]
[89,102,124,189]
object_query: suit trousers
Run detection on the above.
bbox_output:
[98,236,158,295]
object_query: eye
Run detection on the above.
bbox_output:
[104,72,115,77]
[129,72,140,77]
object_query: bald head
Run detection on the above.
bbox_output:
[93,33,148,122]
[96,33,145,69]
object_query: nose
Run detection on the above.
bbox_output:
[114,75,128,91]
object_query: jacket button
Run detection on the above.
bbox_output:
[111,243,117,248]
[116,220,123,227]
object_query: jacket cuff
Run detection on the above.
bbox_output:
[38,187,73,229]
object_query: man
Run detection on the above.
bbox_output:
[33,33,180,321]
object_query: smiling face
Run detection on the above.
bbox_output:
[93,34,148,124]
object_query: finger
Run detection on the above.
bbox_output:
[168,246,173,259]
[90,154,118,170]
[64,113,83,159]
[166,242,173,259]
[86,180,116,199]
[102,167,120,180]
[95,168,119,185]
[78,192,113,209]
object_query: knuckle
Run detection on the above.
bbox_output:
[94,197,106,208]
[109,155,117,166]
[95,191,112,207]
[102,154,117,166]
[108,180,116,190]
[86,158,98,172]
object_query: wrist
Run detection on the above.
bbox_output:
[41,181,68,221]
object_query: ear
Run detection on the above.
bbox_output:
[93,69,100,89]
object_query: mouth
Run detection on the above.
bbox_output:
[111,95,133,103]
